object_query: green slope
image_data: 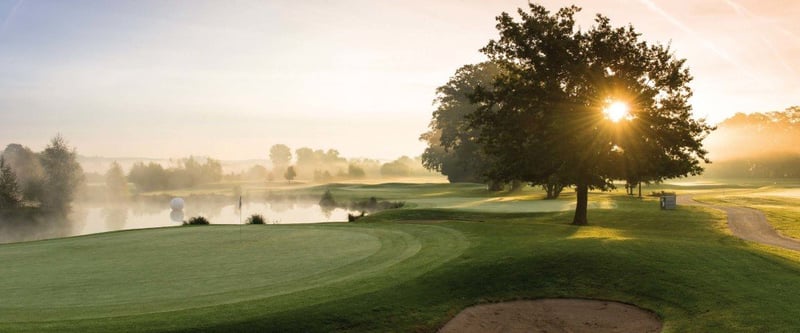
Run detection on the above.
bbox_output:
[3,186,800,332]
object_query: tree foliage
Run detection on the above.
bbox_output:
[347,164,366,178]
[105,161,129,202]
[2,143,44,201]
[703,106,800,178]
[469,4,713,225]
[127,157,222,192]
[269,144,292,173]
[380,156,414,177]
[0,156,22,209]
[284,165,297,182]
[421,62,502,183]
[39,135,84,211]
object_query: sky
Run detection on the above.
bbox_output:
[1,0,798,161]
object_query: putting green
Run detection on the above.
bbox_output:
[0,223,468,324]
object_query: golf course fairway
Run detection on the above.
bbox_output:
[0,223,468,332]
[4,187,800,332]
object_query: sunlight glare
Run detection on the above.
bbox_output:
[603,101,630,122]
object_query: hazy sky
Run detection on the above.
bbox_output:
[1,0,798,160]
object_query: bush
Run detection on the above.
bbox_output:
[184,216,210,225]
[247,214,265,225]
[348,211,366,222]
[349,197,405,212]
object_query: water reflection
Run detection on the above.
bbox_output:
[0,197,354,244]
[169,210,184,223]
[81,199,352,235]
[104,207,128,230]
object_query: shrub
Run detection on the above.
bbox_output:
[247,214,265,225]
[184,216,210,225]
[348,211,366,222]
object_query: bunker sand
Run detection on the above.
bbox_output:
[439,299,662,333]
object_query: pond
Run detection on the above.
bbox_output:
[0,198,354,244]
[73,201,353,233]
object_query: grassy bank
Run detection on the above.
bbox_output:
[3,184,800,332]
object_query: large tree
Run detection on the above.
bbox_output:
[39,135,84,212]
[469,4,713,225]
[420,62,501,184]
[421,61,566,195]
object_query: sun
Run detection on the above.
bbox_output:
[603,101,630,122]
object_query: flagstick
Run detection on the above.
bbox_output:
[238,195,243,245]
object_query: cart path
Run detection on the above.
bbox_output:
[678,195,800,251]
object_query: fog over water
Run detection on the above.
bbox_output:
[0,198,354,244]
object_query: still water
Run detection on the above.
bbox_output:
[71,201,352,236]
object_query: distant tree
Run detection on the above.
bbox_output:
[703,106,800,178]
[469,4,713,225]
[2,143,44,201]
[0,156,22,209]
[295,147,318,167]
[104,161,129,202]
[245,165,268,181]
[39,135,85,211]
[128,162,168,192]
[270,144,292,173]
[347,164,366,178]
[380,158,412,177]
[284,165,297,182]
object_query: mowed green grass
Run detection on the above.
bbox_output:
[4,183,800,331]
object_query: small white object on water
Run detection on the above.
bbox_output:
[170,197,185,211]
[170,210,185,223]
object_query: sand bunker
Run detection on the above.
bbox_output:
[439,299,662,333]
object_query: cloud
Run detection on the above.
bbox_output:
[636,0,756,81]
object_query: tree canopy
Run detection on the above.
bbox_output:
[703,106,800,178]
[468,4,713,225]
[0,156,22,209]
[420,62,501,184]
[2,143,44,201]
[269,144,292,172]
[39,135,84,212]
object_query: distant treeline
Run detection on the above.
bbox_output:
[127,157,223,192]
[703,106,800,178]
[91,145,436,194]
[223,145,434,183]
[0,136,84,212]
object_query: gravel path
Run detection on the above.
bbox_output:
[678,195,800,251]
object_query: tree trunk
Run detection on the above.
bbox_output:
[638,182,642,198]
[572,183,588,225]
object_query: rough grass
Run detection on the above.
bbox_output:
[4,182,800,331]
